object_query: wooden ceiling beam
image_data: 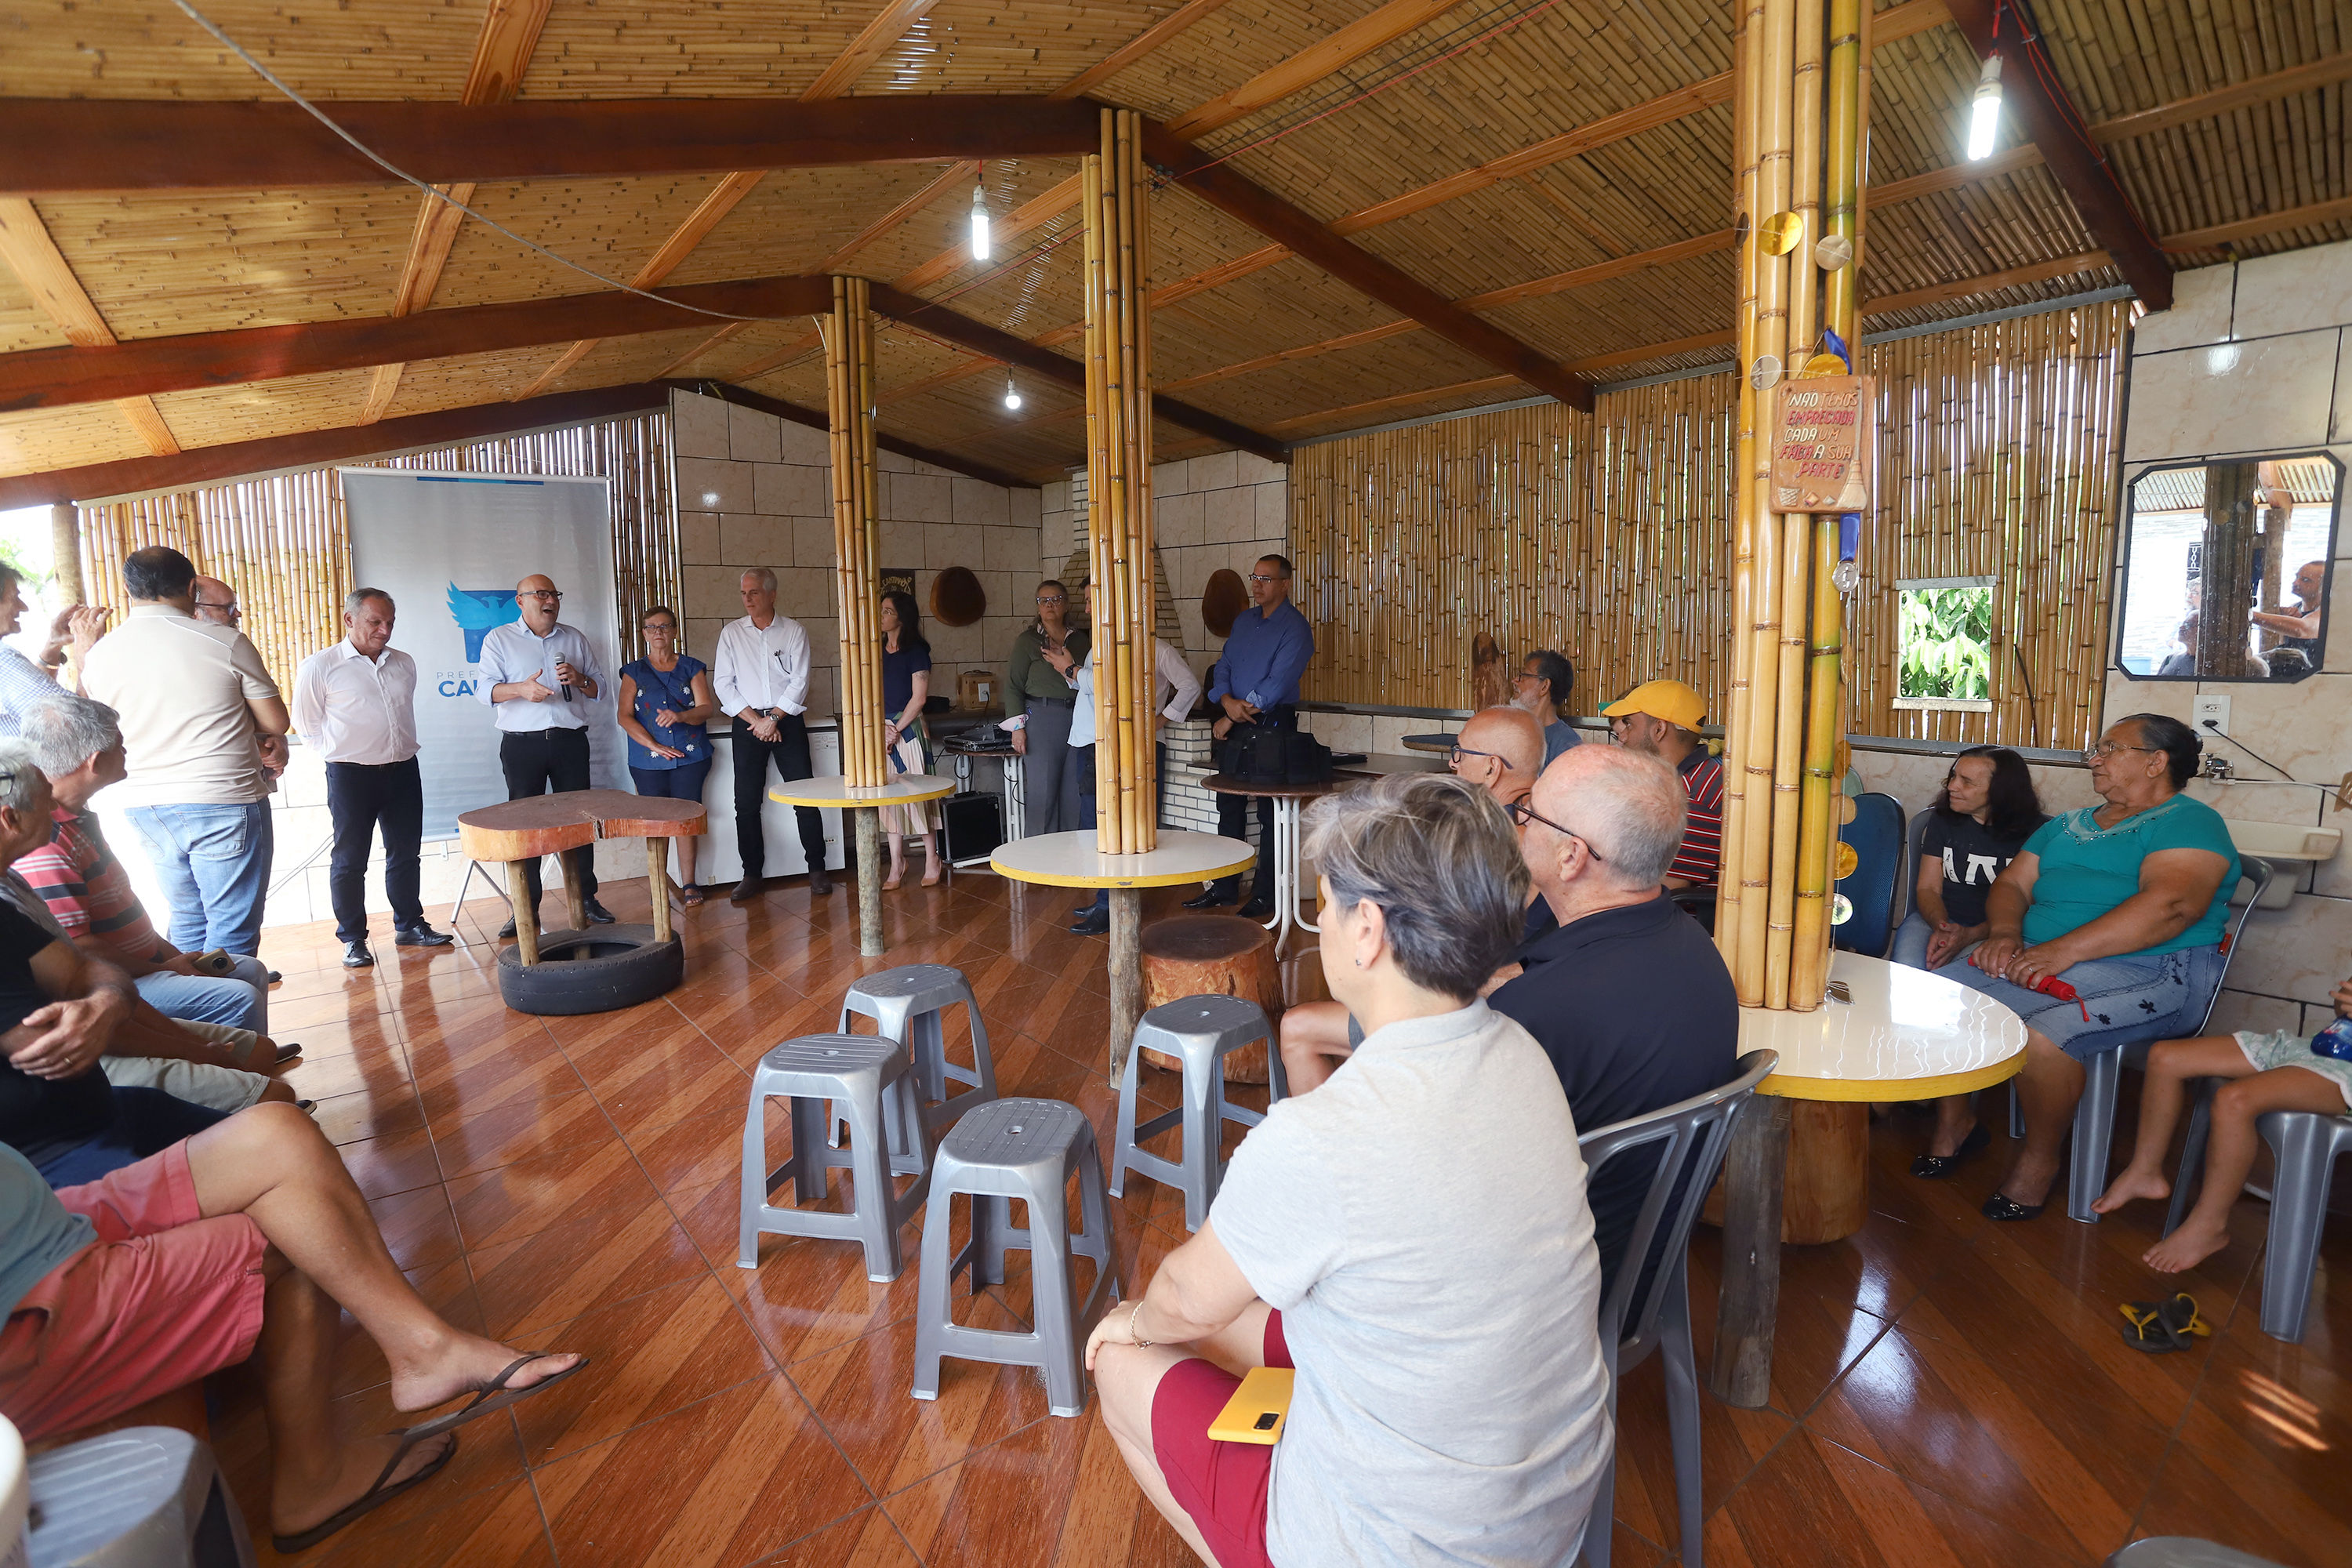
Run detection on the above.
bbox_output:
[804,0,946,101]
[862,282,1284,460]
[0,197,182,456]
[2163,194,2352,253]
[1144,125,1593,410]
[0,96,1105,196]
[1941,0,2171,308]
[0,276,836,412]
[1163,0,1479,139]
[1050,0,1237,100]
[658,380,1033,489]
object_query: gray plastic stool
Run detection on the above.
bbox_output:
[912,1097,1118,1417]
[739,1034,933,1283]
[1111,994,1285,1232]
[26,1427,256,1567]
[2105,1539,2288,1566]
[838,964,998,1136]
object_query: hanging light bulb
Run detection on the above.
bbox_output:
[970,181,992,261]
[1003,374,1022,411]
[1965,53,2004,160]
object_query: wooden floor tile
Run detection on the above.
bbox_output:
[2129,1424,2352,1566]
[532,1374,873,1568]
[366,1183,464,1271]
[336,1126,444,1201]
[266,1479,555,1568]
[446,1138,668,1249]
[720,1228,929,1366]
[1606,1348,1793,1555]
[468,1201,713,1339]
[508,1274,777,1465]
[430,1090,622,1181]
[738,1504,922,1568]
[281,1044,414,1105]
[879,1410,1094,1568]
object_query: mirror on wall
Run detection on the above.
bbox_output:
[2117,452,2343,681]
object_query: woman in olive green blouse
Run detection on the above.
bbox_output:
[1005,579,1091,836]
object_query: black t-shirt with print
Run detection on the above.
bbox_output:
[1921,811,2045,927]
[0,899,109,1166]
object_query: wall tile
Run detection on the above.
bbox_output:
[686,617,730,659]
[677,512,721,567]
[890,472,953,524]
[879,519,924,569]
[1190,449,1239,492]
[776,416,829,466]
[2205,988,2303,1036]
[677,457,753,514]
[777,567,831,620]
[2131,264,2238,356]
[1009,487,1043,527]
[728,401,782,463]
[718,514,793,569]
[1254,481,1288,543]
[1158,490,1205,549]
[982,526,1033,574]
[2124,332,2336,461]
[2190,672,2352,785]
[1236,451,1287,486]
[2225,891,2352,1004]
[2180,776,2329,828]
[1043,480,1069,514]
[753,462,826,518]
[671,391,732,459]
[950,476,1011,528]
[791,516,835,570]
[1203,484,1254,546]
[1152,458,1192,496]
[877,448,913,474]
[924,522,984,571]
[681,564,744,623]
[2232,243,2352,339]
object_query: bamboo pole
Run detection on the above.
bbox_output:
[1716,2,1761,989]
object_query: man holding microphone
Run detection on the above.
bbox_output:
[475,573,615,935]
[292,590,452,968]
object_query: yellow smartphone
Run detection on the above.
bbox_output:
[1207,1367,1294,1446]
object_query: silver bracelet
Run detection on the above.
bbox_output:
[1129,1301,1153,1349]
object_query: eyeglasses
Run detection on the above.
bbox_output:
[643,622,677,633]
[1511,671,1541,685]
[1036,593,1066,605]
[1448,744,1500,766]
[2082,741,2160,763]
[522,590,564,602]
[195,600,239,615]
[1246,573,1287,585]
[1505,798,1606,861]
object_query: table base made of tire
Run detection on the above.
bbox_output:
[990,830,1257,1078]
[768,775,959,957]
[1710,951,2026,1407]
[456,789,708,1016]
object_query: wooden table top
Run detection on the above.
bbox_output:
[457,789,706,862]
[991,829,1256,888]
[1197,771,1342,800]
[1742,952,2027,1102]
[767,774,958,808]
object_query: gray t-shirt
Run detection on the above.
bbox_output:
[1210,1000,1611,1567]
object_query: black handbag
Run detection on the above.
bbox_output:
[1224,723,1332,786]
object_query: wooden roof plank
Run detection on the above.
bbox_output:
[1050,0,1240,100]
[1163,0,1479,139]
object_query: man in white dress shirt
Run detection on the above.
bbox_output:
[474,573,615,934]
[1060,597,1203,935]
[292,590,451,969]
[712,568,832,905]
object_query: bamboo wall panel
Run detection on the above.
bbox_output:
[77,410,681,688]
[1290,296,2129,753]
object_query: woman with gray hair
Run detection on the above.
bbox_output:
[1085,772,1612,1568]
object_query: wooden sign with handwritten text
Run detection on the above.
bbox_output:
[1770,375,1874,513]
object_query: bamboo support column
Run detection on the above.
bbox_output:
[1083,107,1160,1080]
[820,275,889,956]
[1716,5,1762,989]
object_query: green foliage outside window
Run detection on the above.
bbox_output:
[1897,586,1993,701]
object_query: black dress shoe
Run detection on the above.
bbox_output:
[1182,887,1237,909]
[265,970,282,985]
[1910,1120,1990,1179]
[395,923,455,948]
[1069,909,1111,935]
[1981,1192,2045,1221]
[808,866,836,895]
[729,877,764,905]
[498,917,519,940]
[1238,898,1275,920]
[341,940,375,968]
[582,898,617,925]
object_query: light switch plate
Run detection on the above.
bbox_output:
[2194,694,2231,735]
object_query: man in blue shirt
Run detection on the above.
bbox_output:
[475,574,615,932]
[1188,554,1315,916]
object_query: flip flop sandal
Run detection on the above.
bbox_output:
[271,1431,457,1552]
[389,1353,589,1444]
[2119,1301,2181,1353]
[274,1041,303,1064]
[681,884,706,906]
[2157,1293,2213,1345]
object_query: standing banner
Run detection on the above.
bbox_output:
[340,470,627,837]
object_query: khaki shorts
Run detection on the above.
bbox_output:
[100,1054,270,1111]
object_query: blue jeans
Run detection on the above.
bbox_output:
[134,956,268,1034]
[124,802,274,960]
[34,1086,230,1188]
[1889,911,1933,969]
[1939,942,2227,1063]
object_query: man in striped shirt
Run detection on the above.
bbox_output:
[1602,680,1725,890]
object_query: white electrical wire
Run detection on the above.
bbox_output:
[170,0,817,325]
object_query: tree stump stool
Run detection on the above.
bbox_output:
[1700,1098,1867,1244]
[1141,915,1281,1084]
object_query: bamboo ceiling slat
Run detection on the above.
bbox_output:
[0,404,148,477]
[0,0,488,100]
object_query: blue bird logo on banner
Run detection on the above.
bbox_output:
[447,585,522,661]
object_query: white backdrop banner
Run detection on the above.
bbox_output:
[341,470,627,837]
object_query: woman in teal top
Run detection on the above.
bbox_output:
[1938,713,2239,1223]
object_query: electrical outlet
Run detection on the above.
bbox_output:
[2194,695,2231,735]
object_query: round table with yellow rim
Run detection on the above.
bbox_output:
[1711,950,2026,1408]
[768,775,957,957]
[993,829,1257,1076]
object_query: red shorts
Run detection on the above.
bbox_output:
[0,1144,268,1440]
[1151,1309,1293,1568]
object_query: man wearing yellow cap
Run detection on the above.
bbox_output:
[1601,680,1723,891]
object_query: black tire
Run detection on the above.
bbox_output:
[496,924,684,1015]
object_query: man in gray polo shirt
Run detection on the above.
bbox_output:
[79,546,288,960]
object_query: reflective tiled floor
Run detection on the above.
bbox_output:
[201,871,2347,1566]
